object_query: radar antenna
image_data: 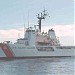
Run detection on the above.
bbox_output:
[37,9,50,32]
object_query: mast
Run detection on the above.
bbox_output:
[37,9,49,32]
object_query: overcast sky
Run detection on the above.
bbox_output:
[0,0,74,46]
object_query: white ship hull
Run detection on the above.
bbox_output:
[0,43,75,58]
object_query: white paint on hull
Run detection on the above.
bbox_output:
[0,48,6,57]
[9,44,75,57]
[0,44,75,57]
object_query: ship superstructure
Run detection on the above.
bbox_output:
[0,10,75,58]
[16,10,60,46]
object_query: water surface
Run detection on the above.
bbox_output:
[0,57,74,75]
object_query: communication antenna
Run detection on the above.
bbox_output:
[28,11,29,28]
[18,33,20,39]
[24,22,25,38]
[36,9,50,32]
[23,14,26,38]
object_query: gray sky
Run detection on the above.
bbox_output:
[0,0,74,29]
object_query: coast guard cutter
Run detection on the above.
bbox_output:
[0,10,75,58]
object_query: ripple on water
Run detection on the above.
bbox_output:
[0,57,74,75]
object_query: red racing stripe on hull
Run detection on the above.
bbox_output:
[0,43,14,57]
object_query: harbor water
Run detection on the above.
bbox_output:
[0,57,75,75]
